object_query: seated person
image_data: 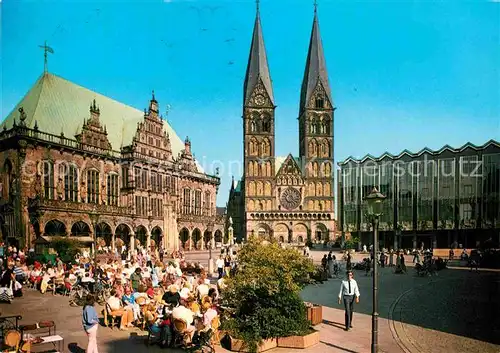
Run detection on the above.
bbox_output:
[107,289,134,330]
[185,295,200,315]
[179,284,191,301]
[217,275,227,292]
[196,279,210,300]
[122,286,141,322]
[144,303,173,347]
[208,288,218,305]
[162,285,180,308]
[172,305,196,341]
[201,297,218,329]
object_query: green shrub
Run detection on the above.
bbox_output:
[221,236,314,352]
[51,237,82,262]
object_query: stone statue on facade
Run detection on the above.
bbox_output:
[33,173,42,197]
[229,216,233,226]
[80,181,87,202]
[101,182,107,205]
[56,177,64,200]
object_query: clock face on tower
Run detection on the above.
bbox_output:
[254,94,265,106]
[280,187,302,210]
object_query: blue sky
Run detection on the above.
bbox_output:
[1,0,499,206]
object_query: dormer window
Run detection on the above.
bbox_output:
[315,96,324,109]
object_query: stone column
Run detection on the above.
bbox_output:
[130,232,135,256]
[146,231,151,252]
[412,231,417,249]
[201,235,205,250]
[432,234,437,249]
[111,231,116,253]
[393,231,398,251]
[189,233,193,251]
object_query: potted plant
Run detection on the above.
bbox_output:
[220,236,317,352]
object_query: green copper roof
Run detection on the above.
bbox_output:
[1,72,190,167]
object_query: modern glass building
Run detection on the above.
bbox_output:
[337,140,500,250]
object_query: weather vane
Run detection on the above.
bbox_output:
[38,41,54,73]
[314,0,318,13]
[256,0,260,12]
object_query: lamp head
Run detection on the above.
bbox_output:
[365,187,386,217]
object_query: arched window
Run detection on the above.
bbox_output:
[250,120,257,132]
[183,188,191,214]
[107,173,119,206]
[87,169,100,203]
[262,115,271,132]
[324,118,331,135]
[203,191,211,216]
[194,190,202,215]
[64,163,79,202]
[315,96,324,109]
[44,160,55,200]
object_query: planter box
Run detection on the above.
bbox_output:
[226,336,277,352]
[277,330,320,349]
[306,304,323,325]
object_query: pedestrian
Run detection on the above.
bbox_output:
[327,251,334,278]
[82,294,99,353]
[389,248,394,267]
[346,252,352,271]
[321,255,328,272]
[216,255,225,279]
[338,270,360,331]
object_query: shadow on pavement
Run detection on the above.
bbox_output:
[322,319,345,330]
[100,333,187,353]
[303,267,500,346]
[68,342,86,353]
[320,340,360,353]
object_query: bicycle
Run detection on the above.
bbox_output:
[68,284,91,307]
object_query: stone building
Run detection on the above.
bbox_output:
[226,4,335,243]
[337,140,500,250]
[0,72,224,253]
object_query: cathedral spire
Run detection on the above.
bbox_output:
[300,3,332,112]
[243,1,274,106]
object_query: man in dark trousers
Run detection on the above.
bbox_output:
[338,270,360,331]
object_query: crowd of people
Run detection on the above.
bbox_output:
[0,242,240,351]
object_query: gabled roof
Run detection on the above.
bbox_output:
[300,9,332,112]
[235,180,242,193]
[275,154,302,176]
[338,140,500,166]
[243,8,274,106]
[0,72,197,169]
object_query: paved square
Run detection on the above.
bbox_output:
[1,251,498,353]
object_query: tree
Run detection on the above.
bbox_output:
[51,237,83,262]
[221,236,315,352]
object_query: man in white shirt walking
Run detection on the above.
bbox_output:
[216,255,225,279]
[338,270,360,331]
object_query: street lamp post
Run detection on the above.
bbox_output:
[364,187,386,353]
[89,206,99,261]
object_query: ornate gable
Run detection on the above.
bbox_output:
[276,154,303,180]
[127,92,173,161]
[307,80,332,110]
[75,99,112,150]
[248,78,273,108]
[177,137,198,173]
